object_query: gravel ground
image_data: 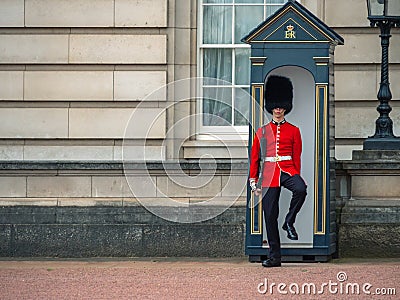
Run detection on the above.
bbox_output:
[0,258,398,300]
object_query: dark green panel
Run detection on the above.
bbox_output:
[244,0,343,261]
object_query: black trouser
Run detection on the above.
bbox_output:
[262,172,307,259]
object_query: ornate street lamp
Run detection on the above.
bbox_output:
[364,0,400,150]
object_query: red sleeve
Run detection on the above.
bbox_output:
[249,128,261,182]
[292,126,302,174]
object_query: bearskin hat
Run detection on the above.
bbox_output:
[264,75,293,115]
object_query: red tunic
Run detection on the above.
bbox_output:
[249,120,302,187]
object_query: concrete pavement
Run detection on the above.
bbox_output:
[0,257,398,299]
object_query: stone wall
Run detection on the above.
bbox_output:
[1,0,399,161]
[0,160,248,257]
[0,204,246,258]
[0,0,179,161]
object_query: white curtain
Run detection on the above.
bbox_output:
[201,0,287,126]
[203,5,232,44]
[202,3,233,126]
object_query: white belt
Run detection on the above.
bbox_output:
[264,155,292,162]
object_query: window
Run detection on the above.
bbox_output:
[198,0,288,138]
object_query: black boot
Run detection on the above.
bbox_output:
[261,257,281,268]
[282,222,298,240]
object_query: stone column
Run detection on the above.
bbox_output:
[337,150,400,257]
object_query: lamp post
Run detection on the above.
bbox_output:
[364,0,400,150]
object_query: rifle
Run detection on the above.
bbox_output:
[256,125,267,190]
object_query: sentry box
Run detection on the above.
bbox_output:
[242,0,344,263]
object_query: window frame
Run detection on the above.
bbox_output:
[197,1,291,140]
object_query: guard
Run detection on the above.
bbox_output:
[249,75,307,268]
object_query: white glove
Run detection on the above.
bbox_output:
[249,180,257,192]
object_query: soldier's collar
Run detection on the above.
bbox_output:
[271,119,286,126]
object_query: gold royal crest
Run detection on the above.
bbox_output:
[285,24,296,39]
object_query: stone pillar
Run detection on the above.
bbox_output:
[336,150,400,257]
